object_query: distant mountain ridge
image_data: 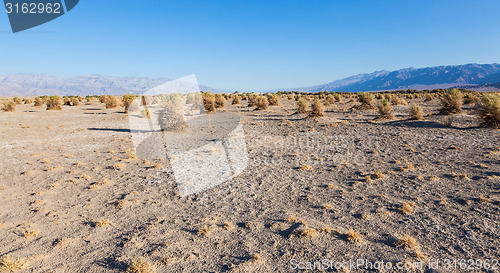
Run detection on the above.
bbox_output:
[1,63,500,96]
[0,74,221,96]
[293,63,500,92]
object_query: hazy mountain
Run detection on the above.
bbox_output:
[293,63,500,92]
[0,74,221,96]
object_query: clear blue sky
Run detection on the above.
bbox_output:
[1,0,500,91]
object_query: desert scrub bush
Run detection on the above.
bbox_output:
[377,99,393,119]
[232,95,241,104]
[23,98,33,104]
[0,255,23,272]
[476,94,500,128]
[308,98,324,117]
[46,96,62,110]
[2,101,16,112]
[105,95,120,109]
[463,93,477,104]
[255,96,269,110]
[202,92,216,113]
[127,257,155,273]
[424,93,435,102]
[357,92,374,108]
[297,98,308,114]
[122,94,137,113]
[391,96,408,106]
[34,97,43,106]
[267,94,280,106]
[71,97,80,106]
[247,94,258,107]
[197,224,211,236]
[409,105,424,120]
[440,89,463,114]
[346,229,362,243]
[158,94,188,132]
[215,94,226,108]
[12,97,22,104]
[324,94,335,106]
[395,235,419,249]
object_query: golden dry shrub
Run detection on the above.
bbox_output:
[308,98,324,117]
[71,97,80,106]
[232,95,241,104]
[13,97,22,104]
[105,95,120,109]
[127,258,155,273]
[215,95,226,108]
[357,92,374,108]
[409,105,424,120]
[2,101,16,112]
[122,94,137,113]
[463,92,477,105]
[267,94,280,106]
[424,93,435,101]
[477,94,500,128]
[46,96,62,110]
[297,98,308,114]
[157,94,188,132]
[377,98,393,119]
[202,92,216,113]
[248,94,258,107]
[440,89,463,114]
[23,98,33,104]
[34,97,43,106]
[391,96,408,106]
[324,94,335,106]
[255,96,269,110]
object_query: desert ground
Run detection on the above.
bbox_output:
[0,93,499,272]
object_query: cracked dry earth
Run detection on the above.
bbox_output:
[0,97,498,272]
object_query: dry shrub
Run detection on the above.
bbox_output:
[476,94,500,128]
[248,95,258,107]
[232,95,241,104]
[157,94,187,131]
[202,92,216,113]
[23,98,33,104]
[13,97,22,104]
[267,94,280,106]
[105,95,120,109]
[255,96,269,110]
[0,255,23,272]
[440,89,463,114]
[122,94,137,113]
[34,97,44,106]
[2,101,16,112]
[297,98,308,114]
[409,105,424,120]
[197,225,211,236]
[308,98,324,117]
[463,93,477,105]
[346,229,362,243]
[400,201,415,214]
[357,92,374,108]
[391,96,408,106]
[377,99,393,119]
[395,236,419,249]
[71,97,80,106]
[215,95,226,108]
[127,258,155,273]
[324,94,335,106]
[46,96,62,110]
[424,93,435,102]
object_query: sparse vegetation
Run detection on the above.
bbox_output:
[346,229,362,243]
[46,96,62,110]
[202,92,216,113]
[0,255,23,272]
[357,92,374,108]
[232,95,241,104]
[127,258,155,273]
[2,101,16,112]
[255,96,269,110]
[395,235,419,249]
[477,94,500,128]
[440,89,463,114]
[215,95,226,108]
[105,95,120,109]
[400,201,415,215]
[409,105,424,120]
[308,98,324,117]
[197,224,211,236]
[297,99,308,114]
[377,99,393,119]
[123,94,137,113]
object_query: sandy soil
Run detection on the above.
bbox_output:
[0,97,498,272]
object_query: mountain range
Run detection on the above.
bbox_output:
[1,63,500,96]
